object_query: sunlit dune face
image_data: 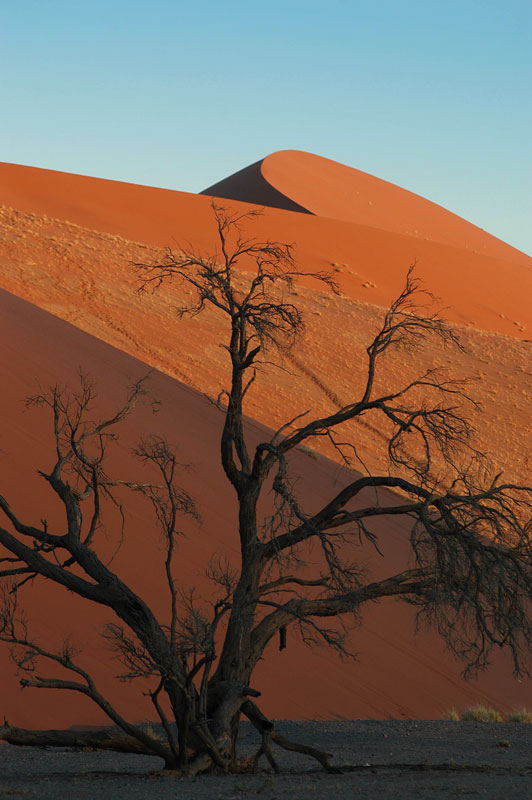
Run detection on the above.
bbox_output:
[0,197,530,489]
[260,150,531,263]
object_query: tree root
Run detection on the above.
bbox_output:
[242,700,342,774]
[1,708,342,776]
[252,728,280,774]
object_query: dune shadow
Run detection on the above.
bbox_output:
[201,159,312,215]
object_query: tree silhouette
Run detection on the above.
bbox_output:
[2,206,532,774]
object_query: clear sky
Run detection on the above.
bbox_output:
[2,0,531,255]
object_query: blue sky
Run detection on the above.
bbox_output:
[2,0,531,255]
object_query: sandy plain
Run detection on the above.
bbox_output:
[2,720,532,799]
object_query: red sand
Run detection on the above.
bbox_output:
[1,153,532,726]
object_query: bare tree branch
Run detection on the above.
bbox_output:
[2,206,532,775]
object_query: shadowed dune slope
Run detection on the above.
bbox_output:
[201,158,311,214]
[0,288,530,728]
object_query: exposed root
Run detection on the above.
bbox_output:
[242,700,342,774]
[252,728,280,774]
[1,708,342,776]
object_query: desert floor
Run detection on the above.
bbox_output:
[2,720,532,799]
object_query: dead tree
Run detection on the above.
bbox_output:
[2,205,532,775]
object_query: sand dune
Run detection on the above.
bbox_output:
[205,149,531,264]
[1,153,532,726]
[0,288,528,728]
[0,199,531,488]
[1,159,532,340]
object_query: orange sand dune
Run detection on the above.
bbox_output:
[206,149,531,266]
[1,155,532,726]
[1,204,531,490]
[0,288,528,728]
[1,160,532,341]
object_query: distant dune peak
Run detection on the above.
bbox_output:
[201,149,529,263]
[200,147,438,221]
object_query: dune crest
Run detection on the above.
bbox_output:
[204,149,530,265]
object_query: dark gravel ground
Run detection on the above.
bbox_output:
[2,720,532,799]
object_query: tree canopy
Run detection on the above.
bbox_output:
[1,206,532,774]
